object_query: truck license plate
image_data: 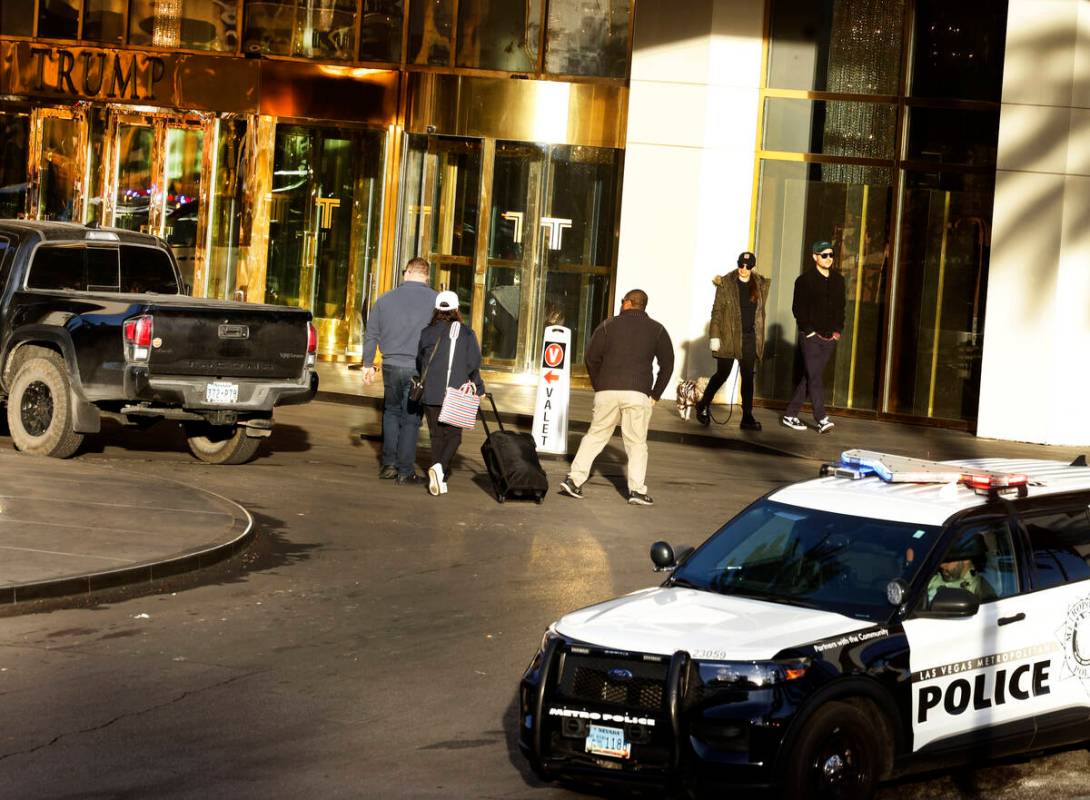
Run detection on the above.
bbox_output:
[205,382,239,404]
[585,724,629,759]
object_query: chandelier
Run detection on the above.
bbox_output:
[152,0,183,48]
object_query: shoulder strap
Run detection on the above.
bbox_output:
[419,326,441,381]
[445,321,460,386]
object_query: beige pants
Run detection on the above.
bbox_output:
[568,390,654,494]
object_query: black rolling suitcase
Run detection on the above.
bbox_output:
[480,393,549,504]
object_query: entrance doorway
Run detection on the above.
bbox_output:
[399,134,622,376]
[264,123,385,358]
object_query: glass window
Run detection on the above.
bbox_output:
[922,521,1018,608]
[763,98,897,159]
[768,0,905,94]
[163,127,204,291]
[28,246,85,291]
[204,119,248,300]
[83,0,126,43]
[1022,508,1090,590]
[408,0,454,65]
[0,114,29,220]
[360,0,403,63]
[113,124,155,233]
[911,0,1008,102]
[120,245,180,293]
[38,0,80,39]
[545,0,629,78]
[244,0,355,59]
[2,1,34,35]
[906,107,1000,167]
[38,116,81,222]
[457,0,541,72]
[130,0,237,51]
[673,500,941,623]
[86,247,120,290]
[754,160,893,410]
[888,170,993,420]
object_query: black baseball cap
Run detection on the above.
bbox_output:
[811,240,834,255]
[737,251,756,268]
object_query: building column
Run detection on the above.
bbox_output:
[615,0,765,396]
[977,0,1090,446]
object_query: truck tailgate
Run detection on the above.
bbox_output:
[145,303,310,380]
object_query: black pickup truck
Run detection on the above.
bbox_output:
[0,221,317,464]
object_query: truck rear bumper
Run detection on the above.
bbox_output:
[124,368,318,412]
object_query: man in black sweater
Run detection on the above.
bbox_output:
[560,289,674,506]
[782,240,846,434]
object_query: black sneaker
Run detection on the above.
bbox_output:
[695,404,710,426]
[395,472,423,486]
[559,477,584,499]
[740,416,762,431]
[379,465,398,480]
[781,415,807,431]
[628,491,654,506]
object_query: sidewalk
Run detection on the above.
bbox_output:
[0,452,251,606]
[316,362,1087,465]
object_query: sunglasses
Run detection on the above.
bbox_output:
[817,251,834,259]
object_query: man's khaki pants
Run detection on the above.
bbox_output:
[568,390,654,494]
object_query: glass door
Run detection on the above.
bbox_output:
[0,111,31,220]
[28,107,88,222]
[264,124,385,357]
[400,135,483,320]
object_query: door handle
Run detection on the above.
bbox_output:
[998,612,1025,626]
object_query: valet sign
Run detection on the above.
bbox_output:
[532,326,571,455]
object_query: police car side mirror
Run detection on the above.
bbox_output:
[927,587,980,618]
[650,541,676,571]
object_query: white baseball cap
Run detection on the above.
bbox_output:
[435,291,459,311]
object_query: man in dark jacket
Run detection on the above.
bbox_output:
[361,257,437,484]
[782,240,846,434]
[559,289,674,506]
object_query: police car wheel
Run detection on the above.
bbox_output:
[783,701,881,800]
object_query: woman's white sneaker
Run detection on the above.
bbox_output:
[428,463,444,496]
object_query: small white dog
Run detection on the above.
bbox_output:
[675,377,709,420]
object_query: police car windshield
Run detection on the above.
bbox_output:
[672,500,941,622]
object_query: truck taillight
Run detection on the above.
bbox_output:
[306,321,317,367]
[123,314,153,361]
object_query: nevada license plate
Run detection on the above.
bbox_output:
[205,382,239,404]
[585,724,630,759]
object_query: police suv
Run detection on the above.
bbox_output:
[519,450,1090,799]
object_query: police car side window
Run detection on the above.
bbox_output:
[1022,508,1090,590]
[924,521,1018,609]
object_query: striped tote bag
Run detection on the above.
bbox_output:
[438,382,480,429]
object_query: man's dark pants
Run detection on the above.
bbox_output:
[382,365,421,477]
[785,335,837,422]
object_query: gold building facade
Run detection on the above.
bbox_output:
[0,0,631,376]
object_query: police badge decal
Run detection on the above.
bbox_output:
[1058,595,1090,687]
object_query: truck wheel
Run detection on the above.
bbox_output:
[185,423,262,465]
[7,352,83,458]
[781,701,881,800]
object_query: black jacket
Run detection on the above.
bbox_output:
[416,321,486,405]
[585,309,674,400]
[791,267,846,338]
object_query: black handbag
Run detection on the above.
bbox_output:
[409,333,441,403]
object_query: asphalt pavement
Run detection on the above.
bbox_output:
[1,401,1089,799]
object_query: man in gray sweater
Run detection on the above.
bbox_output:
[361,258,437,484]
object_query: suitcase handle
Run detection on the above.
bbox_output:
[479,392,505,437]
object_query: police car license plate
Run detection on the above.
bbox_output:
[205,382,239,404]
[585,724,630,759]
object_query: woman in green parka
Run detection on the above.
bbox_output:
[695,251,770,430]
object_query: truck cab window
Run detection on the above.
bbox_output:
[1022,507,1090,590]
[28,246,84,291]
[86,247,121,291]
[119,245,179,294]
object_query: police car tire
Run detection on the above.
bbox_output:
[782,701,881,800]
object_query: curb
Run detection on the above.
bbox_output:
[0,482,254,607]
[315,389,808,462]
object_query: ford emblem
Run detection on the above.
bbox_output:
[608,668,634,681]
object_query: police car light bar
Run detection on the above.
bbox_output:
[820,450,1030,498]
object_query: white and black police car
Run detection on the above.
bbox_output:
[519,450,1090,799]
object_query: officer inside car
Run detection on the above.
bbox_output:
[926,534,997,605]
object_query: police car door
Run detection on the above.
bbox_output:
[902,517,1040,753]
[1014,501,1090,739]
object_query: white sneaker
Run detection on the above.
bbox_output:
[817,417,835,434]
[428,463,444,496]
[781,415,807,431]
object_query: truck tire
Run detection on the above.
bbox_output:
[185,423,262,465]
[7,352,84,458]
[781,701,881,800]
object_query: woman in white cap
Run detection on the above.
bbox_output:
[416,291,486,495]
